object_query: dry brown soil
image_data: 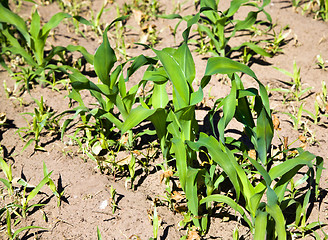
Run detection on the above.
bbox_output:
[0,0,328,239]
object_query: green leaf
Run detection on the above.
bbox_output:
[205,57,257,78]
[30,10,40,41]
[121,106,156,133]
[254,209,268,240]
[41,12,71,37]
[200,194,253,229]
[66,45,94,64]
[269,151,315,179]
[255,106,273,165]
[26,172,53,203]
[172,137,188,191]
[153,43,193,109]
[185,167,200,228]
[94,25,116,85]
[97,226,102,240]
[12,225,46,239]
[217,76,237,143]
[266,188,286,240]
[152,82,169,108]
[191,133,241,200]
[0,3,30,44]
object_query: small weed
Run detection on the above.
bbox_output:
[316,54,328,70]
[264,25,291,55]
[272,61,312,102]
[16,96,59,151]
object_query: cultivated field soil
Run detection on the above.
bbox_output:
[1,0,328,239]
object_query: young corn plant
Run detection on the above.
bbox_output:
[271,61,312,102]
[161,0,272,58]
[63,16,155,185]
[120,44,323,238]
[0,2,93,90]
[62,13,324,238]
[16,96,59,151]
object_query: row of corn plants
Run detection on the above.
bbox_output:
[0,0,325,239]
[63,13,324,238]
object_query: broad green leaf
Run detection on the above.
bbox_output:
[66,45,94,64]
[0,3,30,44]
[89,108,122,129]
[26,172,53,203]
[174,43,195,85]
[0,178,11,190]
[73,15,92,26]
[30,10,40,41]
[121,106,156,133]
[185,167,200,228]
[218,76,237,143]
[190,86,203,105]
[205,57,256,78]
[191,133,241,200]
[235,11,258,31]
[200,194,253,229]
[255,106,273,165]
[152,82,169,108]
[172,137,188,190]
[94,25,116,85]
[266,188,286,240]
[126,54,157,80]
[148,108,167,155]
[41,12,71,37]
[254,210,268,240]
[226,0,249,17]
[153,45,190,109]
[269,151,315,179]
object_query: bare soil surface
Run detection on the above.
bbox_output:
[0,0,328,239]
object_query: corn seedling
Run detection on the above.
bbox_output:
[302,0,328,21]
[88,0,110,36]
[149,204,159,240]
[316,54,328,70]
[16,96,59,151]
[282,103,304,130]
[304,99,328,125]
[5,209,45,240]
[264,25,291,55]
[97,226,102,240]
[272,61,312,102]
[161,0,272,58]
[43,162,64,207]
[109,185,117,214]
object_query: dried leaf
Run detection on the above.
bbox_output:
[129,235,141,240]
[116,154,132,166]
[160,169,173,183]
[272,114,281,130]
[299,135,307,143]
[187,227,201,240]
[171,191,184,202]
[248,149,256,160]
[283,137,288,150]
